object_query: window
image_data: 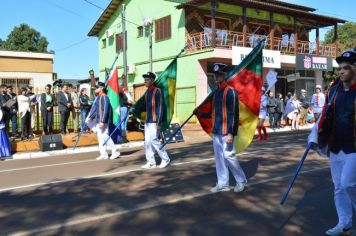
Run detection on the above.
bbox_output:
[115,32,127,52]
[0,78,31,95]
[155,15,171,41]
[137,26,143,38]
[101,38,107,49]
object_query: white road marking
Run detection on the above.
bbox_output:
[9,166,328,236]
[0,158,215,193]
[0,145,306,174]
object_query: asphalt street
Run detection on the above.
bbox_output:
[0,130,354,236]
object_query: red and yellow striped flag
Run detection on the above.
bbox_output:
[196,41,263,153]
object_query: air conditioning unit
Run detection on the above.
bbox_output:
[127,65,136,74]
[105,28,114,38]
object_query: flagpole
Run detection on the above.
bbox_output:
[280,143,312,205]
[105,56,119,84]
[73,131,83,150]
[103,112,128,146]
[280,80,341,205]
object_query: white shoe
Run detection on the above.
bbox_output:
[210,184,231,193]
[96,156,109,160]
[325,225,352,236]
[109,152,121,160]
[141,162,156,169]
[234,182,246,193]
[159,159,170,168]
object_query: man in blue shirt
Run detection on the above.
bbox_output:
[89,82,120,160]
[196,63,247,193]
[141,72,171,169]
[310,50,356,236]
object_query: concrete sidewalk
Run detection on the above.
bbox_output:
[9,123,314,160]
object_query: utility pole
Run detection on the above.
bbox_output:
[149,23,153,72]
[121,4,128,79]
[144,17,153,72]
[211,0,217,48]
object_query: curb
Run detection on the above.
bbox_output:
[11,141,144,160]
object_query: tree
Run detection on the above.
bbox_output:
[2,24,49,52]
[323,22,356,52]
[323,22,356,85]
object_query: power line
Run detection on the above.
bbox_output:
[83,0,141,27]
[83,0,105,11]
[56,38,91,52]
[45,0,90,20]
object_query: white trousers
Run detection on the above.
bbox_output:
[96,123,118,157]
[330,151,356,228]
[144,123,170,164]
[213,134,247,186]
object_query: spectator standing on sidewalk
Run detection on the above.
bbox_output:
[290,94,301,130]
[119,87,133,144]
[257,87,268,140]
[57,84,72,134]
[267,91,278,130]
[26,85,35,139]
[40,84,54,135]
[299,89,309,126]
[79,88,91,132]
[70,85,80,133]
[18,87,36,140]
[6,85,18,137]
[310,85,325,121]
[276,93,285,129]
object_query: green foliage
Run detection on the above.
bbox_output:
[323,22,356,52]
[323,22,355,85]
[323,68,339,88]
[2,24,49,52]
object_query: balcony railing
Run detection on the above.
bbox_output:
[185,31,337,58]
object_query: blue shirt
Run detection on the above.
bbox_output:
[145,86,164,126]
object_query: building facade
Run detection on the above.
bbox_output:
[0,50,55,94]
[88,0,345,122]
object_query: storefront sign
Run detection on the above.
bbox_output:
[296,54,333,71]
[232,46,281,68]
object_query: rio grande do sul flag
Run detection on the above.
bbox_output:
[130,58,177,132]
[106,67,121,124]
[196,40,264,153]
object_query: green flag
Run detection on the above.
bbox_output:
[106,67,120,124]
[131,58,177,131]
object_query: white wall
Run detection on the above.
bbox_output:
[0,71,53,93]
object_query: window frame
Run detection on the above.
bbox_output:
[155,15,171,42]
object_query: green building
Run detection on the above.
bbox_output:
[88,0,344,122]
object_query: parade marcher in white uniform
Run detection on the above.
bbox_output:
[310,84,325,121]
[141,72,171,169]
[257,87,268,140]
[195,63,247,193]
[89,82,120,160]
[309,50,356,236]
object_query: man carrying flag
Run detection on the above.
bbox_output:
[195,63,247,193]
[308,50,356,236]
[89,82,120,160]
[140,72,171,169]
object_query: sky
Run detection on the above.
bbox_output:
[0,0,355,81]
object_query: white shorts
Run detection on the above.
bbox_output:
[259,111,267,119]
